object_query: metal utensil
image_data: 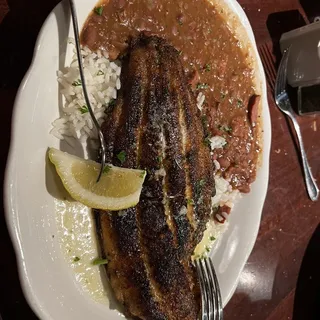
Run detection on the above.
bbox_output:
[195,257,223,320]
[258,42,277,92]
[68,0,106,182]
[275,47,319,201]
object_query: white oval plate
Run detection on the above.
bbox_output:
[4,0,270,319]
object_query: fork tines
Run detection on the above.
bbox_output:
[195,258,223,320]
[258,42,277,92]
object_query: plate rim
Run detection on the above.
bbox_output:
[4,3,65,319]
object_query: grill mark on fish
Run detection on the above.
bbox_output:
[96,35,215,320]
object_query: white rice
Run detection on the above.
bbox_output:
[209,136,227,150]
[51,38,121,142]
[212,175,239,208]
[196,92,205,111]
[213,159,221,170]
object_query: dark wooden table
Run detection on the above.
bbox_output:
[0,0,319,319]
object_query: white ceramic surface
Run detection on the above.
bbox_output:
[4,0,271,319]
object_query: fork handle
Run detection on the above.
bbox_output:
[288,114,319,201]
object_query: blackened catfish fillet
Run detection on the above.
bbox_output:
[95,36,215,320]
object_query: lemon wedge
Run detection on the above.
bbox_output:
[48,148,146,211]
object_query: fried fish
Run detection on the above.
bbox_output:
[95,36,215,320]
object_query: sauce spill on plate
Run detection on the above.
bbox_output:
[55,199,109,305]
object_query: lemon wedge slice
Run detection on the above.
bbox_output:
[48,148,146,211]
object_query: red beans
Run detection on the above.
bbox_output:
[218,157,230,169]
[248,94,261,127]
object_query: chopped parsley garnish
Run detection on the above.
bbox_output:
[196,83,209,90]
[178,50,183,56]
[103,165,112,174]
[94,6,103,15]
[73,256,80,262]
[201,115,210,138]
[195,179,205,199]
[201,115,209,128]
[177,15,184,25]
[156,156,162,164]
[205,246,211,252]
[97,70,104,76]
[117,151,126,164]
[72,79,82,86]
[220,92,226,100]
[79,105,89,114]
[118,210,127,216]
[212,206,219,214]
[92,258,108,266]
[108,99,116,107]
[204,64,211,72]
[203,137,211,147]
[210,236,216,241]
[237,99,243,107]
[187,199,195,206]
[218,125,232,133]
[140,170,146,178]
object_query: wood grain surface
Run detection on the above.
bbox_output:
[0,0,319,319]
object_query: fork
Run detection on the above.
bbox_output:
[275,47,319,201]
[195,257,223,320]
[69,0,107,182]
[258,42,277,92]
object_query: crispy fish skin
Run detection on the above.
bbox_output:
[95,36,215,320]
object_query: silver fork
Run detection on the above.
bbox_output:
[69,0,107,182]
[195,257,223,320]
[258,42,277,92]
[275,47,319,201]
